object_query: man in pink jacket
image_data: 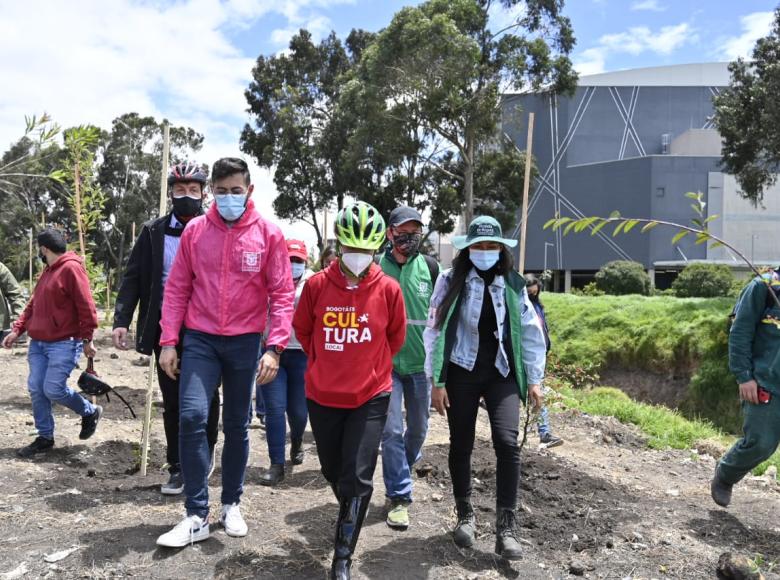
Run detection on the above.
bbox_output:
[155,157,295,548]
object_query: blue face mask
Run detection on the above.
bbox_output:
[214,194,247,221]
[291,262,306,280]
[470,249,500,271]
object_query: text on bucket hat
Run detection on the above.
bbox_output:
[451,216,518,250]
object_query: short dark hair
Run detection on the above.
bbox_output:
[211,157,250,186]
[319,242,338,270]
[37,227,68,254]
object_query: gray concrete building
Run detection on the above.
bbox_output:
[499,62,778,290]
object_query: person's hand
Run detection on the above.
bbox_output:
[112,327,129,350]
[739,379,759,404]
[431,384,449,416]
[83,340,97,358]
[528,383,543,410]
[256,351,280,385]
[2,331,19,349]
[159,347,179,380]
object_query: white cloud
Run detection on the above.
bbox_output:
[719,11,775,60]
[0,0,351,242]
[631,0,666,12]
[574,22,696,75]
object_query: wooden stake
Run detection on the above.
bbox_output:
[140,123,170,477]
[322,206,328,250]
[131,221,136,243]
[518,112,535,275]
[28,229,33,294]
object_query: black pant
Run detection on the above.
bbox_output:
[445,364,520,509]
[307,393,390,498]
[154,335,220,472]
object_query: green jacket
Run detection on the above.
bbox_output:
[0,262,26,331]
[380,251,435,375]
[729,274,780,392]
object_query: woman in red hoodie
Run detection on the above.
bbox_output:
[293,201,406,580]
[2,228,102,458]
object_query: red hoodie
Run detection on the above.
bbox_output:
[293,261,406,409]
[13,252,98,342]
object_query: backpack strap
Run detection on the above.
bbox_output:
[423,254,439,287]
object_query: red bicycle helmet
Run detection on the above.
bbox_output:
[168,161,208,186]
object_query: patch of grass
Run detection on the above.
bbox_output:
[559,385,780,476]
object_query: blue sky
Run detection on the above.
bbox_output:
[0,0,776,244]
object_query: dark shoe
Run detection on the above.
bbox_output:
[331,495,371,580]
[540,433,564,448]
[453,498,476,548]
[17,436,54,458]
[495,508,523,560]
[711,467,733,508]
[79,405,103,440]
[161,470,184,495]
[290,438,304,465]
[259,463,285,486]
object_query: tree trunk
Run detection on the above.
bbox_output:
[463,137,475,227]
[73,159,86,257]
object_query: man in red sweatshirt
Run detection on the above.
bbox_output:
[293,201,406,580]
[2,228,102,458]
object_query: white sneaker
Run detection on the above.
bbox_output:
[156,515,209,548]
[220,503,248,537]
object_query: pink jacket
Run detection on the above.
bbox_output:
[159,199,295,347]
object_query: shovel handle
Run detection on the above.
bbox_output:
[86,356,96,375]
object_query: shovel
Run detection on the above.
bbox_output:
[77,357,137,418]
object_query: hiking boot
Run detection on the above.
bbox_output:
[207,444,217,479]
[259,463,285,486]
[495,508,523,560]
[711,467,733,508]
[79,405,103,440]
[161,470,184,496]
[290,438,304,465]
[331,495,371,580]
[17,436,54,458]
[220,503,248,537]
[453,498,476,548]
[386,499,410,530]
[156,514,209,548]
[540,433,564,448]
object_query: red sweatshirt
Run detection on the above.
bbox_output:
[293,261,406,408]
[13,252,98,342]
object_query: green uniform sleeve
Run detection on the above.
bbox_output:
[729,279,768,384]
[0,262,26,319]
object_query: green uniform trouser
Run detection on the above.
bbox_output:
[718,396,780,485]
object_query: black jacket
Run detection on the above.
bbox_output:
[113,214,170,355]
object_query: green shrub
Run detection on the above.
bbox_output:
[594,260,651,295]
[672,263,736,298]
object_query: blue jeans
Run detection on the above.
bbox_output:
[27,339,95,440]
[381,371,431,501]
[537,406,551,437]
[179,330,261,519]
[260,349,308,465]
[255,384,266,417]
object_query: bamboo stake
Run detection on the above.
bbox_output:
[74,159,86,258]
[131,221,136,242]
[28,230,33,294]
[140,123,169,476]
[518,112,535,275]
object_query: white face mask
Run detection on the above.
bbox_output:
[341,252,373,277]
[470,249,501,271]
[291,262,306,280]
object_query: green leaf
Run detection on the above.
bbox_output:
[563,220,579,235]
[695,233,710,245]
[543,218,557,230]
[685,191,700,200]
[590,220,609,236]
[612,221,627,237]
[691,218,703,229]
[48,169,67,183]
[551,217,572,231]
[623,219,640,233]
[704,214,720,224]
[709,241,725,250]
[671,230,688,245]
[641,221,660,233]
[609,210,621,219]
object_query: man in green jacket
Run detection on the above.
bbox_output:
[0,261,26,338]
[712,270,780,507]
[379,206,439,530]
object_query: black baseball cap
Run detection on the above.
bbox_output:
[388,206,423,228]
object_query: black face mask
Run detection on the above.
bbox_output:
[38,251,47,265]
[392,232,422,257]
[528,290,539,303]
[172,196,202,219]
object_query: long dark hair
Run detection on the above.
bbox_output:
[434,246,514,330]
[525,273,544,308]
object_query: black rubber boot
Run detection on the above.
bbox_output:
[453,498,476,548]
[331,494,371,580]
[495,508,523,560]
[17,436,54,458]
[79,405,103,440]
[290,438,304,465]
[711,466,733,508]
[259,463,285,486]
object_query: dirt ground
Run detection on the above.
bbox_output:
[1,329,780,579]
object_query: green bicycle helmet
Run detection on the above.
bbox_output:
[334,201,386,250]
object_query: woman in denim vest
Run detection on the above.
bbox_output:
[423,216,546,560]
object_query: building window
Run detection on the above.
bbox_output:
[656,187,665,197]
